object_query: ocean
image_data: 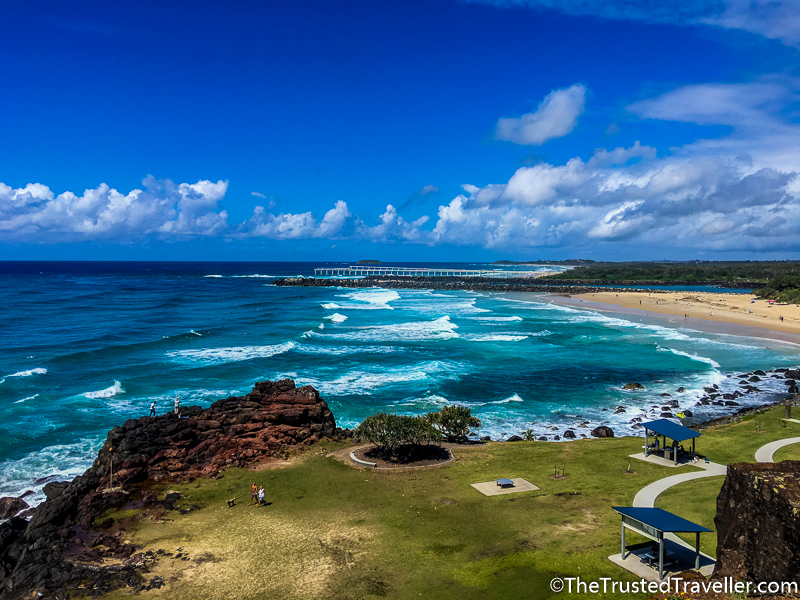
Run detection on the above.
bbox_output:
[1,261,798,506]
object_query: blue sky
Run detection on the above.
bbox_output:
[2,0,799,261]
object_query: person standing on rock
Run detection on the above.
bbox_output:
[149,401,157,417]
[174,396,180,415]
[248,482,257,506]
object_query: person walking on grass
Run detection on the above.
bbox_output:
[258,485,265,507]
[248,482,257,506]
[149,401,157,417]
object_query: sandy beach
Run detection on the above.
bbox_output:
[549,290,800,343]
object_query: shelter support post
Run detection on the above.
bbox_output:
[659,532,664,580]
[621,522,626,558]
[695,532,700,569]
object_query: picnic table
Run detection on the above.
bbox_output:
[496,478,515,488]
[641,547,676,570]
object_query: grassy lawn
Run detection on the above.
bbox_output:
[99,406,800,600]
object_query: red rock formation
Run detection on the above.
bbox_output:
[0,379,344,600]
[714,461,800,584]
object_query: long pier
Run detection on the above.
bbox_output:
[313,266,546,278]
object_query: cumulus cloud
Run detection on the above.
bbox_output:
[251,191,266,198]
[0,177,229,239]
[495,84,586,145]
[468,1,800,48]
[239,200,353,240]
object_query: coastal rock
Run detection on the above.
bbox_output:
[667,400,679,408]
[714,461,800,584]
[659,393,671,397]
[725,401,740,406]
[753,369,766,376]
[614,407,626,414]
[786,369,800,379]
[563,430,576,439]
[676,387,686,393]
[0,497,28,520]
[0,379,338,600]
[749,376,761,382]
[590,426,614,438]
[704,387,716,394]
[660,412,674,418]
[553,435,561,441]
[623,383,645,390]
[505,435,523,442]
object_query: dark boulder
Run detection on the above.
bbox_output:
[614,407,626,414]
[563,430,576,439]
[0,497,28,520]
[590,426,614,438]
[660,412,674,418]
[749,376,761,382]
[505,435,523,442]
[623,383,645,390]
[676,387,686,393]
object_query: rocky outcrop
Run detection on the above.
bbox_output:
[0,498,28,520]
[623,383,645,390]
[0,379,342,600]
[714,461,800,584]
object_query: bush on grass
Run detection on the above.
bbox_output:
[425,405,482,442]
[355,413,442,460]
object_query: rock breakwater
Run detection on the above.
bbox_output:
[273,275,662,295]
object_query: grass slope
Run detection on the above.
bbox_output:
[100,407,800,600]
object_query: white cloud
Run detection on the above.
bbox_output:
[251,191,267,198]
[469,1,800,48]
[240,200,353,240]
[495,84,586,145]
[419,185,439,195]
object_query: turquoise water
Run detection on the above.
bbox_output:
[0,261,797,505]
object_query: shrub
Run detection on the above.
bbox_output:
[425,405,482,442]
[355,413,442,459]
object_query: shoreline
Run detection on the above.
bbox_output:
[547,290,800,346]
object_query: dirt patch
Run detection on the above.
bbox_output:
[620,470,637,475]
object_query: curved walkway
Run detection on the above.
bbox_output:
[632,461,727,509]
[753,437,800,463]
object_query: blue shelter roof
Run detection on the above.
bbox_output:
[612,507,711,533]
[641,418,701,442]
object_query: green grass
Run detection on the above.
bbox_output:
[100,406,800,600]
[654,476,725,557]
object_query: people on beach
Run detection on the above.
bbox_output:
[248,482,257,506]
[149,401,156,417]
[258,485,265,507]
[174,396,181,414]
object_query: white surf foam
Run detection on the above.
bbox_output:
[468,316,524,322]
[321,303,341,309]
[0,436,103,507]
[320,315,459,342]
[167,341,296,366]
[299,360,464,396]
[658,346,721,369]
[84,380,124,399]
[465,334,529,342]
[334,289,400,310]
[5,368,47,379]
[494,393,524,404]
[14,394,39,404]
[294,344,396,356]
[324,313,348,323]
[204,274,223,278]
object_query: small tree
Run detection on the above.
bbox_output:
[356,413,442,460]
[426,405,482,442]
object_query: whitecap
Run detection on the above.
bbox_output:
[320,315,459,342]
[167,341,296,366]
[324,313,348,323]
[204,274,224,278]
[334,289,400,310]
[465,334,529,342]
[14,394,39,404]
[85,381,124,399]
[493,393,524,404]
[5,368,47,379]
[321,303,341,309]
[657,346,721,369]
[468,316,524,322]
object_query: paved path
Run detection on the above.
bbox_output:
[754,436,800,463]
[632,461,727,509]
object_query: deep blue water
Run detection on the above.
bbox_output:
[0,261,797,505]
